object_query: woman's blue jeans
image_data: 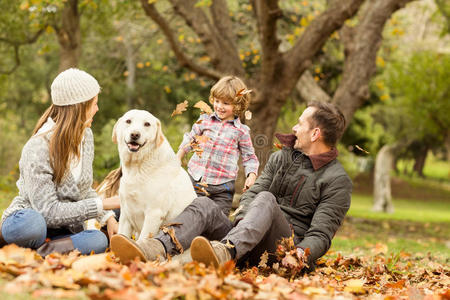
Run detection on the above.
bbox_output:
[1,209,108,255]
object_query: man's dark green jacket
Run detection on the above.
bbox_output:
[236,135,352,265]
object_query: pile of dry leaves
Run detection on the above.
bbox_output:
[0,237,448,299]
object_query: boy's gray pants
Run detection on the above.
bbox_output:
[156,191,291,267]
[189,175,235,217]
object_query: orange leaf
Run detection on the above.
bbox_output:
[195,135,210,144]
[236,88,253,98]
[274,143,282,150]
[171,100,188,117]
[193,100,213,114]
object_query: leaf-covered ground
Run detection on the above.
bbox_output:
[0,240,448,300]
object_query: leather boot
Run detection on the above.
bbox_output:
[0,224,7,248]
[36,237,75,257]
[190,236,232,268]
[111,234,166,264]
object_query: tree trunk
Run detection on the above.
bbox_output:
[124,39,137,109]
[413,145,428,177]
[56,0,81,72]
[373,144,398,213]
[445,134,450,162]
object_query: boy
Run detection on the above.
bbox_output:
[177,76,259,216]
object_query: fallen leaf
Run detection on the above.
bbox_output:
[72,253,112,272]
[344,279,366,294]
[259,252,269,268]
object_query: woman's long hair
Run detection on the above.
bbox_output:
[33,98,95,185]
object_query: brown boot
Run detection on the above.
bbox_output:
[110,234,166,264]
[36,237,74,257]
[190,236,231,268]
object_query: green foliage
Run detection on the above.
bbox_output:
[385,51,450,141]
[0,112,27,177]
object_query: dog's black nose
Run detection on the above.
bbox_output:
[130,132,140,140]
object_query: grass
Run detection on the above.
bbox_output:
[397,154,450,182]
[347,193,450,223]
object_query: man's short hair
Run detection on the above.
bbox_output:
[307,101,346,147]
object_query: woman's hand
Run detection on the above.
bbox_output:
[106,216,119,240]
[243,173,257,192]
[102,195,120,210]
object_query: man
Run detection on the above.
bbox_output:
[111,101,352,271]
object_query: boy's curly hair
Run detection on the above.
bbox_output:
[209,76,251,116]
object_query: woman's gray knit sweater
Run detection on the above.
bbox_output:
[1,127,107,233]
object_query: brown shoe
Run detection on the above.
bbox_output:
[190,236,231,268]
[111,234,165,264]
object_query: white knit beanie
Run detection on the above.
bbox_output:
[51,68,100,106]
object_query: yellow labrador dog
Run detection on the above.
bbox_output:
[111,109,196,243]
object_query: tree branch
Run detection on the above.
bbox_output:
[253,0,283,84]
[0,27,46,74]
[209,0,243,74]
[296,71,331,103]
[140,0,223,80]
[167,0,243,75]
[332,0,415,126]
[282,0,364,84]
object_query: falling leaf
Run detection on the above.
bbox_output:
[244,110,252,120]
[274,143,283,150]
[355,144,370,154]
[171,100,188,117]
[193,100,213,115]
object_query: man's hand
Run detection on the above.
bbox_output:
[243,173,257,192]
[102,195,120,210]
[296,247,304,259]
[106,216,118,240]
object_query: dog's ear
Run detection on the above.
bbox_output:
[112,118,120,144]
[156,121,164,148]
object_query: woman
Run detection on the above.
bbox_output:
[0,68,120,256]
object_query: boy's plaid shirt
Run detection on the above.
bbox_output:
[179,113,259,185]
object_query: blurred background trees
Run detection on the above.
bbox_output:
[0,0,448,213]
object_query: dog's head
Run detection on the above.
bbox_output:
[112,110,164,160]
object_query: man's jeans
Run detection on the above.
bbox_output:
[1,209,108,255]
[156,191,291,267]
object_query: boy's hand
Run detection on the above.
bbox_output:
[243,173,257,192]
[176,149,186,162]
